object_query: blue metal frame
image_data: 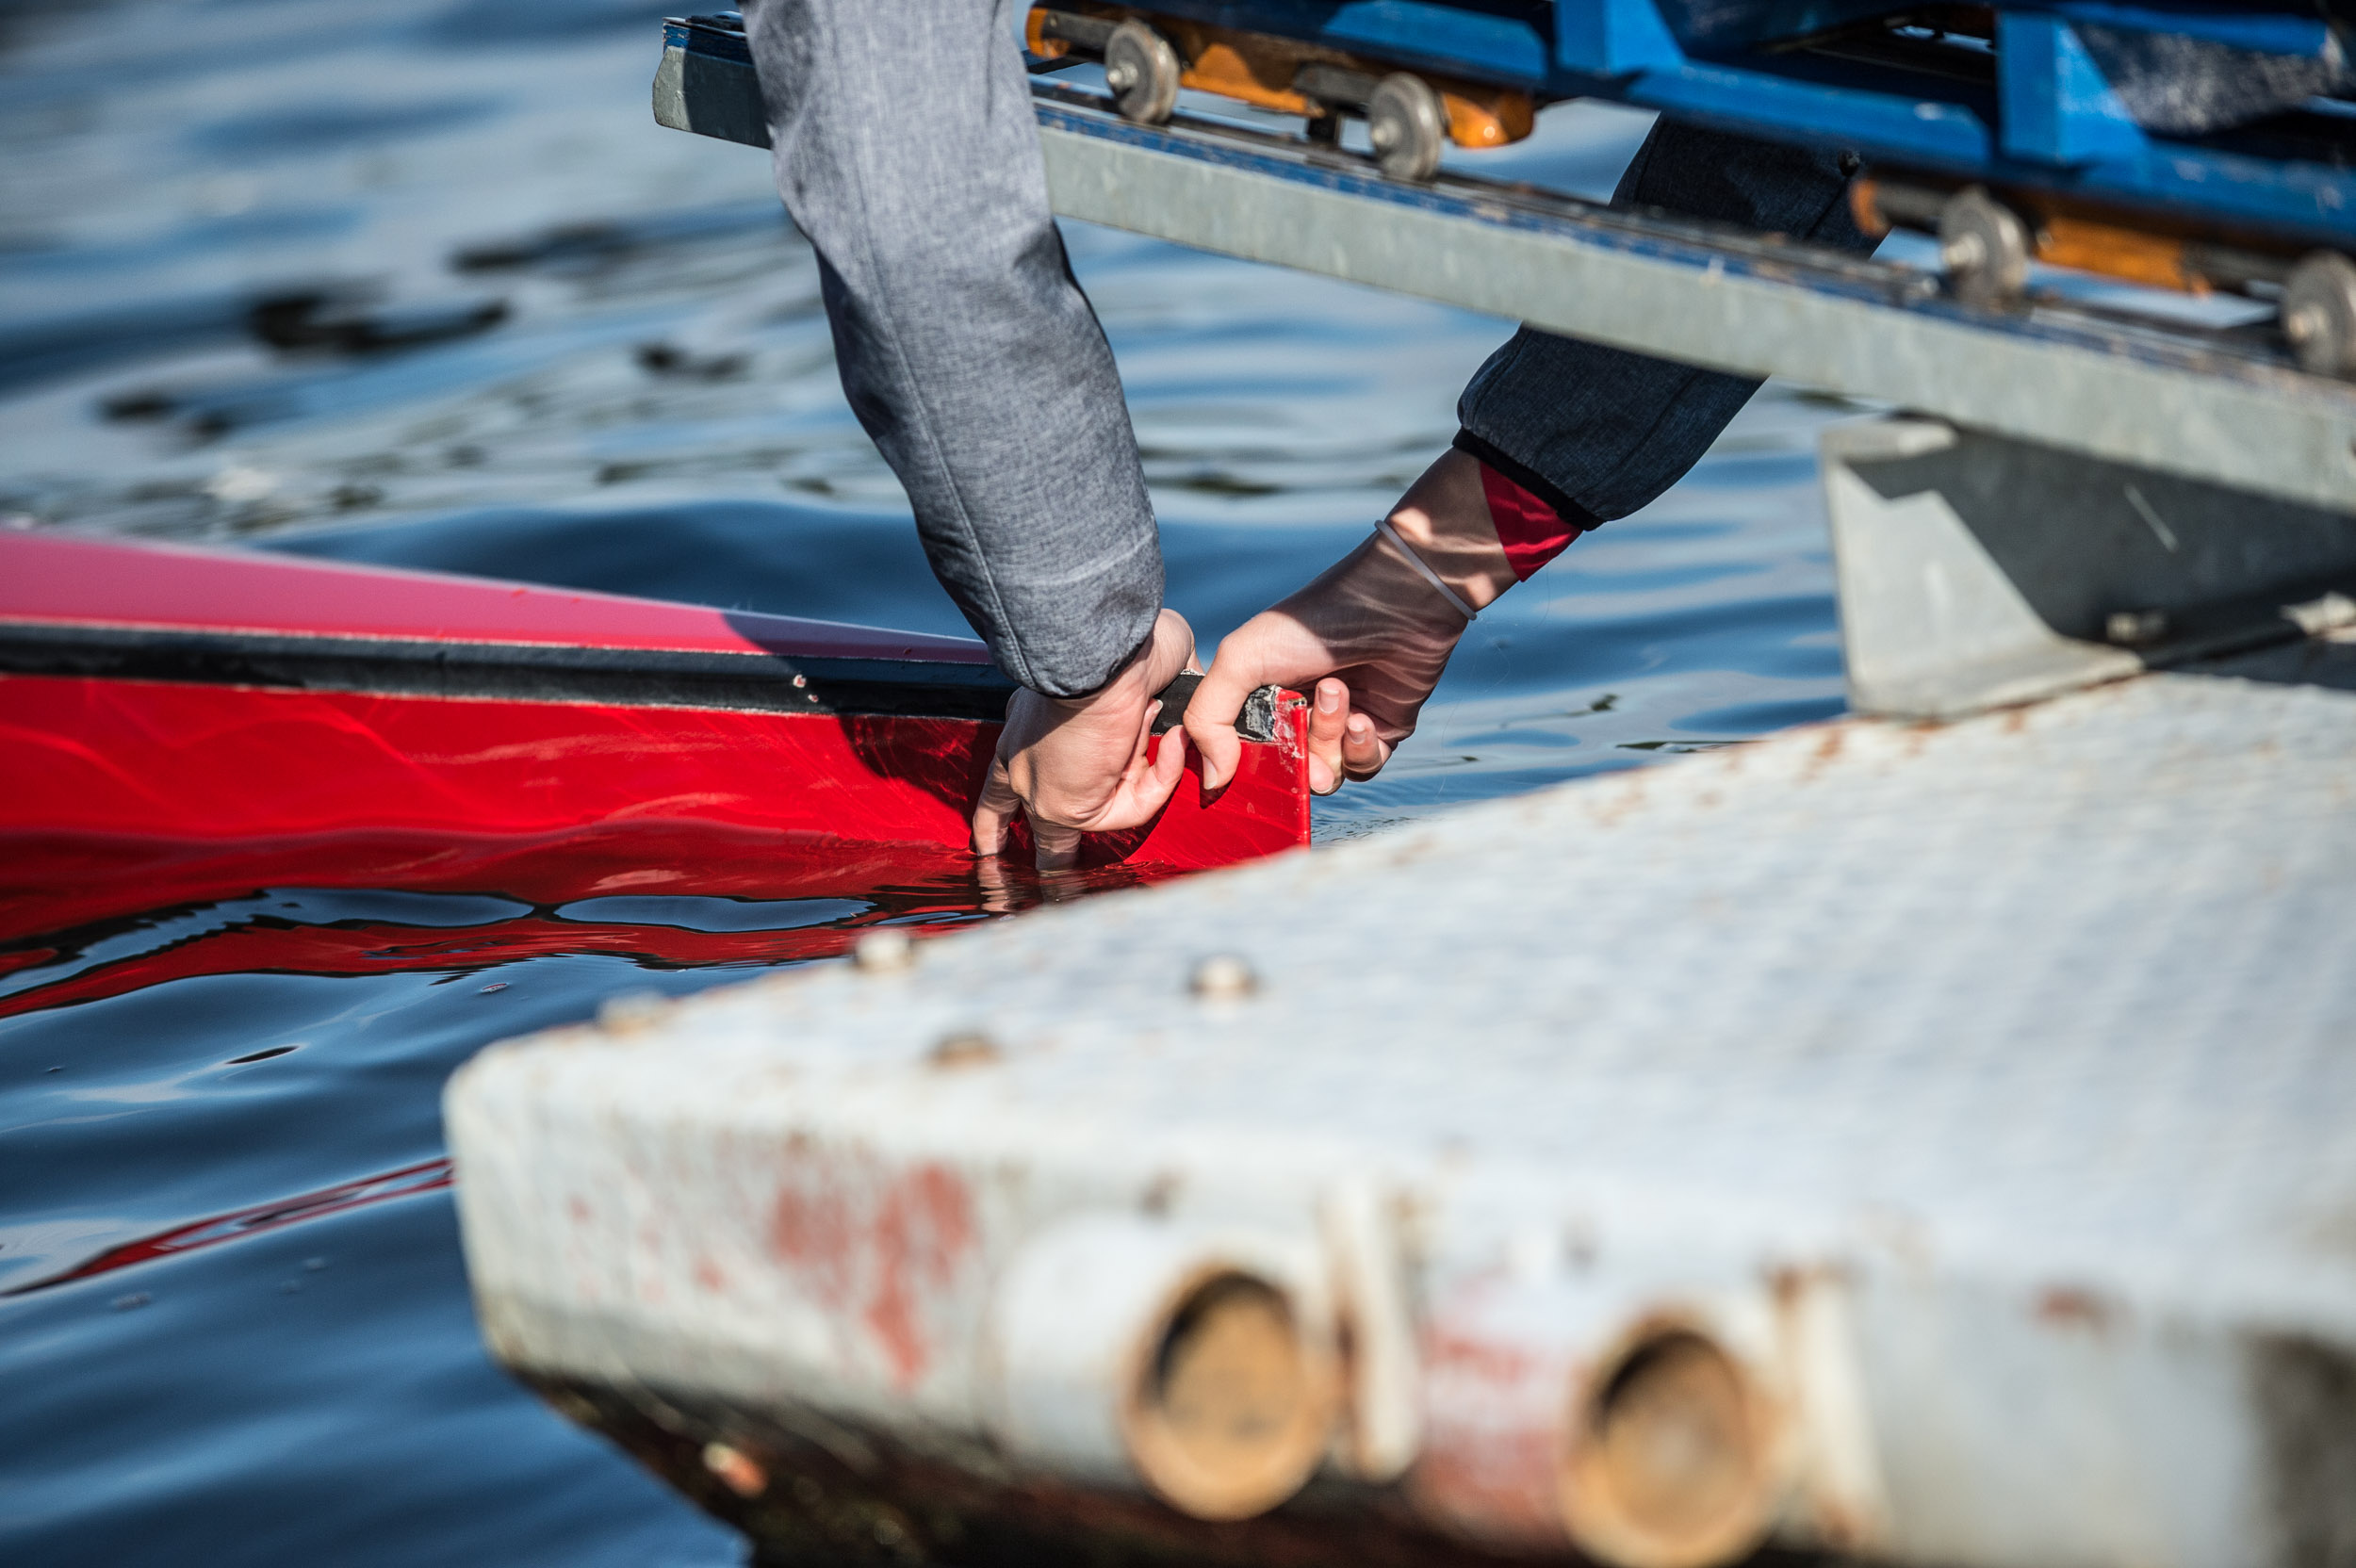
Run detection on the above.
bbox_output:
[1079,1,2356,248]
[667,5,2356,249]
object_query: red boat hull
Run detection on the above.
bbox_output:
[0,532,1311,946]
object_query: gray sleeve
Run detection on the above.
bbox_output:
[742,0,1162,697]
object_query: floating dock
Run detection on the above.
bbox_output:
[449,644,2356,1568]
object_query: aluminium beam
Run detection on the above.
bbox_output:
[1823,417,2356,718]
[1030,89,2356,514]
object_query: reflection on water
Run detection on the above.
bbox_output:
[0,839,1137,1566]
[2,0,1865,1560]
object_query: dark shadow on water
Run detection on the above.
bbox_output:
[267,501,1382,661]
[417,0,676,45]
[270,499,974,636]
[188,97,506,160]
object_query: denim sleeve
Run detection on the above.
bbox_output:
[743,0,1161,697]
[1454,120,1873,527]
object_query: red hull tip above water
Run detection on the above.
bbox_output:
[0,531,1311,945]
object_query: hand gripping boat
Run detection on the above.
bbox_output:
[0,530,1311,968]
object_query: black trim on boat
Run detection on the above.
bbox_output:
[0,623,1021,721]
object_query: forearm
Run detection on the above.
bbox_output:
[1456,119,1871,526]
[1379,442,1603,613]
[743,0,1160,697]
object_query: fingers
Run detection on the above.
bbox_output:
[1342,710,1392,780]
[1032,819,1084,872]
[1135,700,1188,809]
[1305,678,1349,795]
[969,752,1020,856]
[1105,697,1186,825]
[1027,701,1190,870]
[973,852,1015,913]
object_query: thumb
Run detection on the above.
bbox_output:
[1149,710,1189,794]
[1130,701,1189,817]
[1182,657,1258,800]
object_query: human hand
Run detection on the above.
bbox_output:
[971,609,1198,870]
[1186,450,1513,796]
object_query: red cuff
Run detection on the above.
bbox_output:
[1479,461,1583,581]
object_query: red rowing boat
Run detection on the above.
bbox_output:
[0,531,1310,956]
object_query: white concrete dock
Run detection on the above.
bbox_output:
[448,637,2356,1568]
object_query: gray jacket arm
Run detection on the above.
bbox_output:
[744,0,1163,696]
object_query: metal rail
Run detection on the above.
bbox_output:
[656,18,2356,513]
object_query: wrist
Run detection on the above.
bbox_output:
[1383,450,1518,612]
[1047,656,1145,713]
[1039,607,1192,713]
[1383,504,1517,614]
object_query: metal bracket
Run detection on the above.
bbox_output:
[1825,417,2356,719]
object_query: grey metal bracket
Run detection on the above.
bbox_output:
[652,28,770,150]
[1824,417,2356,719]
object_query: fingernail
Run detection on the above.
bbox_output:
[1317,683,1341,712]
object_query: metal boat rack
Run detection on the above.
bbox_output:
[656,13,2356,503]
[658,8,2356,721]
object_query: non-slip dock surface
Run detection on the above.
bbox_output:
[450,657,2356,1568]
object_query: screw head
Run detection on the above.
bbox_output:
[930,1029,1001,1069]
[1189,953,1259,1001]
[1368,122,1397,152]
[1104,61,1137,90]
[853,929,915,973]
[703,1442,769,1498]
[597,990,665,1032]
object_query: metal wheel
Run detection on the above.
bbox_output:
[2283,251,2356,378]
[1104,20,1181,125]
[1366,73,1446,182]
[1938,186,2030,307]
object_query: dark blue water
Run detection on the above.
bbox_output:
[0,0,1858,1560]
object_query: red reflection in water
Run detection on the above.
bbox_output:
[0,915,859,1020]
[0,830,1165,1019]
[5,1159,455,1296]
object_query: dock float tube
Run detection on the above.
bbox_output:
[0,531,1310,947]
[448,630,2356,1568]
